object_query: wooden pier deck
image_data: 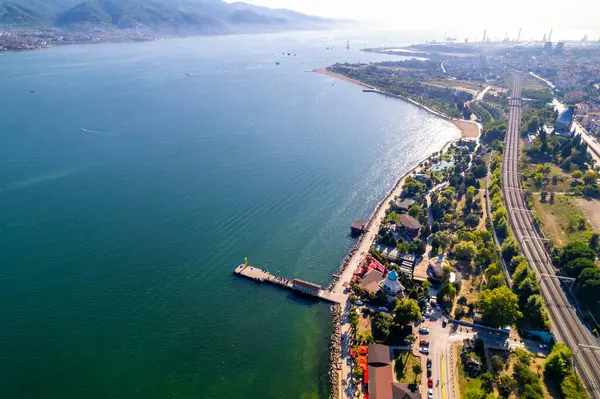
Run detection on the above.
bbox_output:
[233,264,342,303]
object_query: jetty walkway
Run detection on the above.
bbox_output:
[233,263,343,303]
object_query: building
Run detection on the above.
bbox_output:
[382,269,404,296]
[399,214,421,238]
[429,254,450,280]
[359,269,385,294]
[564,91,585,103]
[292,279,321,296]
[351,220,366,235]
[554,106,576,136]
[393,198,415,212]
[367,344,419,399]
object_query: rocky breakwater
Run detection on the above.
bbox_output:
[329,303,342,399]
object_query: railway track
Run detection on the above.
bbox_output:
[502,74,600,398]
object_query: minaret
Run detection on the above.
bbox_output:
[517,28,522,42]
[548,28,553,42]
[482,29,487,43]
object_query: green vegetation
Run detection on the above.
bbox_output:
[394,351,421,384]
[477,286,522,328]
[328,63,473,118]
[393,298,422,326]
[545,343,589,399]
[532,195,592,246]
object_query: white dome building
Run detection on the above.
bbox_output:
[382,269,403,296]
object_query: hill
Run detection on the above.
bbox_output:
[0,0,331,34]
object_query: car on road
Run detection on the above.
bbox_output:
[539,344,548,349]
[379,306,388,312]
[419,327,430,334]
[420,347,429,354]
[427,368,432,377]
[427,358,432,367]
[442,318,448,327]
[428,377,433,388]
[428,388,433,398]
[355,301,363,306]
[419,340,429,346]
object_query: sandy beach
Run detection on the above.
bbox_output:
[313,68,481,139]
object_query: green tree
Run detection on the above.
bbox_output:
[501,235,520,262]
[560,242,595,267]
[514,347,533,365]
[525,294,550,330]
[394,298,422,325]
[455,241,478,261]
[408,204,422,218]
[590,232,600,251]
[578,267,600,304]
[498,374,518,396]
[491,355,504,375]
[565,257,595,278]
[583,171,598,185]
[412,363,422,383]
[545,343,573,380]
[372,312,394,342]
[478,286,522,328]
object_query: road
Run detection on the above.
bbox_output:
[503,74,600,399]
[418,310,529,399]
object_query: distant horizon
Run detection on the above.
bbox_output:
[226,0,600,40]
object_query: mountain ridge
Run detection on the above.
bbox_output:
[0,0,332,34]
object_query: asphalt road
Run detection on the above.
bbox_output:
[503,74,600,398]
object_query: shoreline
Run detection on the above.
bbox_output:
[313,68,480,139]
[318,65,481,398]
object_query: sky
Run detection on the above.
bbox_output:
[228,0,600,40]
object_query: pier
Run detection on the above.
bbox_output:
[233,261,342,303]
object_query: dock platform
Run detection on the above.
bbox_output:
[233,264,341,303]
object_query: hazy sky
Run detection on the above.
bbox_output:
[229,0,600,36]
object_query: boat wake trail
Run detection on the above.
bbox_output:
[80,128,117,135]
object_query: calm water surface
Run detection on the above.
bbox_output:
[0,29,459,398]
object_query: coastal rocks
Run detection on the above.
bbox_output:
[329,303,342,399]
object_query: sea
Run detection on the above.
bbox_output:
[0,28,459,398]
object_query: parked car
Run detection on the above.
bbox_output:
[420,347,429,354]
[427,368,432,377]
[428,377,433,388]
[428,388,433,399]
[427,358,432,367]
[379,306,387,312]
[419,340,430,346]
[442,318,448,327]
[539,344,548,349]
[355,301,363,306]
[419,328,430,334]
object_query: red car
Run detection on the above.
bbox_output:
[420,340,430,346]
[428,377,433,388]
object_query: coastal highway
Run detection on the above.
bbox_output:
[503,74,600,398]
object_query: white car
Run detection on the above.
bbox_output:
[420,347,430,354]
[355,301,363,306]
[428,388,433,398]
[379,306,388,312]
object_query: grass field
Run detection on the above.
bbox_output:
[456,345,483,397]
[522,162,574,193]
[532,194,592,246]
[394,351,421,384]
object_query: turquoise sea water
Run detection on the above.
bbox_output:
[0,30,459,398]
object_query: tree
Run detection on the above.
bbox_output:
[590,232,600,251]
[455,241,478,261]
[545,343,573,380]
[408,204,422,218]
[478,286,522,328]
[394,298,422,325]
[412,363,423,383]
[578,267,600,304]
[565,257,595,278]
[583,171,598,185]
[499,375,518,397]
[372,312,394,342]
[465,213,480,228]
[527,117,539,133]
[488,274,506,289]
[525,294,550,330]
[491,355,505,375]
[514,347,533,365]
[405,334,416,347]
[560,242,595,267]
[501,235,520,262]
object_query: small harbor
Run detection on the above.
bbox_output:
[233,259,343,303]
